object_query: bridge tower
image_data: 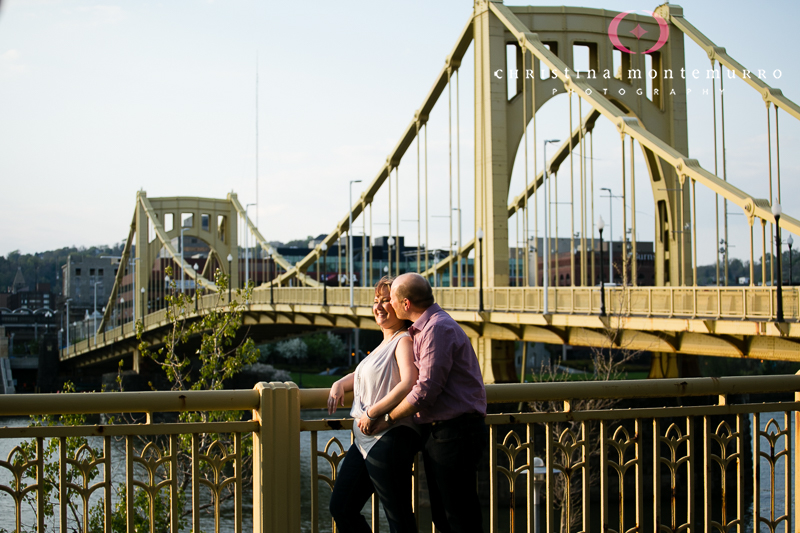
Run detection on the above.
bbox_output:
[473,1,690,380]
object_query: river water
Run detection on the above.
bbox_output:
[0,412,794,532]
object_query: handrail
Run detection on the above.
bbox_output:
[299,375,800,409]
[0,389,260,416]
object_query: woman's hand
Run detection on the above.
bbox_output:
[357,413,375,435]
[328,380,345,415]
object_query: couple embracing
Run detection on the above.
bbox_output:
[327,273,487,533]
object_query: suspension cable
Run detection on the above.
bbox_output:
[631,136,637,286]
[712,60,720,286]
[569,89,575,287]
[721,64,729,286]
[456,69,462,287]
[448,67,454,287]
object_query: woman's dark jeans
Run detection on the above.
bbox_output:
[329,425,422,533]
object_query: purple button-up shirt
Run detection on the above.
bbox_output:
[405,304,487,424]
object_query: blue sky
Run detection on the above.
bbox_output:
[1,0,798,268]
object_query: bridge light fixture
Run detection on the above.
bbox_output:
[476,227,484,313]
[320,243,328,306]
[772,200,784,322]
[598,216,606,317]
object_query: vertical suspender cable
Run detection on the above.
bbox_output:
[712,61,720,286]
[721,65,729,286]
[522,46,530,287]
[388,169,392,277]
[590,128,595,286]
[775,106,782,203]
[749,223,755,286]
[630,136,637,286]
[425,123,429,279]
[569,89,575,287]
[456,69,462,287]
[369,202,373,287]
[621,135,628,287]
[532,64,538,287]
[579,98,586,286]
[395,166,400,277]
[761,219,768,286]
[767,106,774,287]
[554,168,559,288]
[680,181,686,288]
[692,179,697,286]
[448,67,454,287]
[416,123,421,273]
[362,200,366,289]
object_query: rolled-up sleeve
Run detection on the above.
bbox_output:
[405,324,454,408]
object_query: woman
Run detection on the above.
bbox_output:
[327,276,421,533]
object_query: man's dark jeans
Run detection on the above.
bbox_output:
[329,425,422,532]
[420,414,486,533]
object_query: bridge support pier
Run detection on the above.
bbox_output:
[648,352,700,379]
[474,337,517,384]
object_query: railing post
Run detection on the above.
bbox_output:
[253,381,301,533]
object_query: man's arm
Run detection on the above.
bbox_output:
[388,398,419,421]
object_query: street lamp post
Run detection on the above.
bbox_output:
[193,263,199,313]
[600,187,615,285]
[320,243,328,306]
[788,235,794,286]
[65,298,71,348]
[543,139,561,314]
[268,249,274,306]
[180,224,189,294]
[598,216,606,316]
[387,237,395,277]
[227,254,233,302]
[140,287,146,320]
[164,275,170,311]
[119,296,124,329]
[773,202,784,322]
[477,228,484,313]
[245,203,257,289]
[92,282,100,345]
[453,207,462,286]
[349,180,362,307]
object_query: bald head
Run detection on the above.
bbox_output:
[390,273,434,319]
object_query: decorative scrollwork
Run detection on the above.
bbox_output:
[496,430,531,489]
[708,421,741,533]
[132,440,174,497]
[0,441,41,533]
[756,418,790,532]
[607,426,638,533]
[196,439,239,498]
[550,424,587,533]
[658,422,691,533]
[64,440,110,532]
[317,437,347,491]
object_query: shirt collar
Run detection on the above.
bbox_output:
[408,303,442,337]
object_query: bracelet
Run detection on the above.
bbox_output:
[366,408,379,421]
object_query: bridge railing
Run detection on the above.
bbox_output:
[61,285,800,360]
[0,376,798,532]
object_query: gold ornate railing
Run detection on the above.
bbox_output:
[5,376,796,532]
[301,375,800,533]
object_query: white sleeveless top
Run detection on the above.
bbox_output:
[351,330,418,458]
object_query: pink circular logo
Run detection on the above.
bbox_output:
[608,10,669,54]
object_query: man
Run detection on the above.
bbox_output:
[366,272,486,532]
